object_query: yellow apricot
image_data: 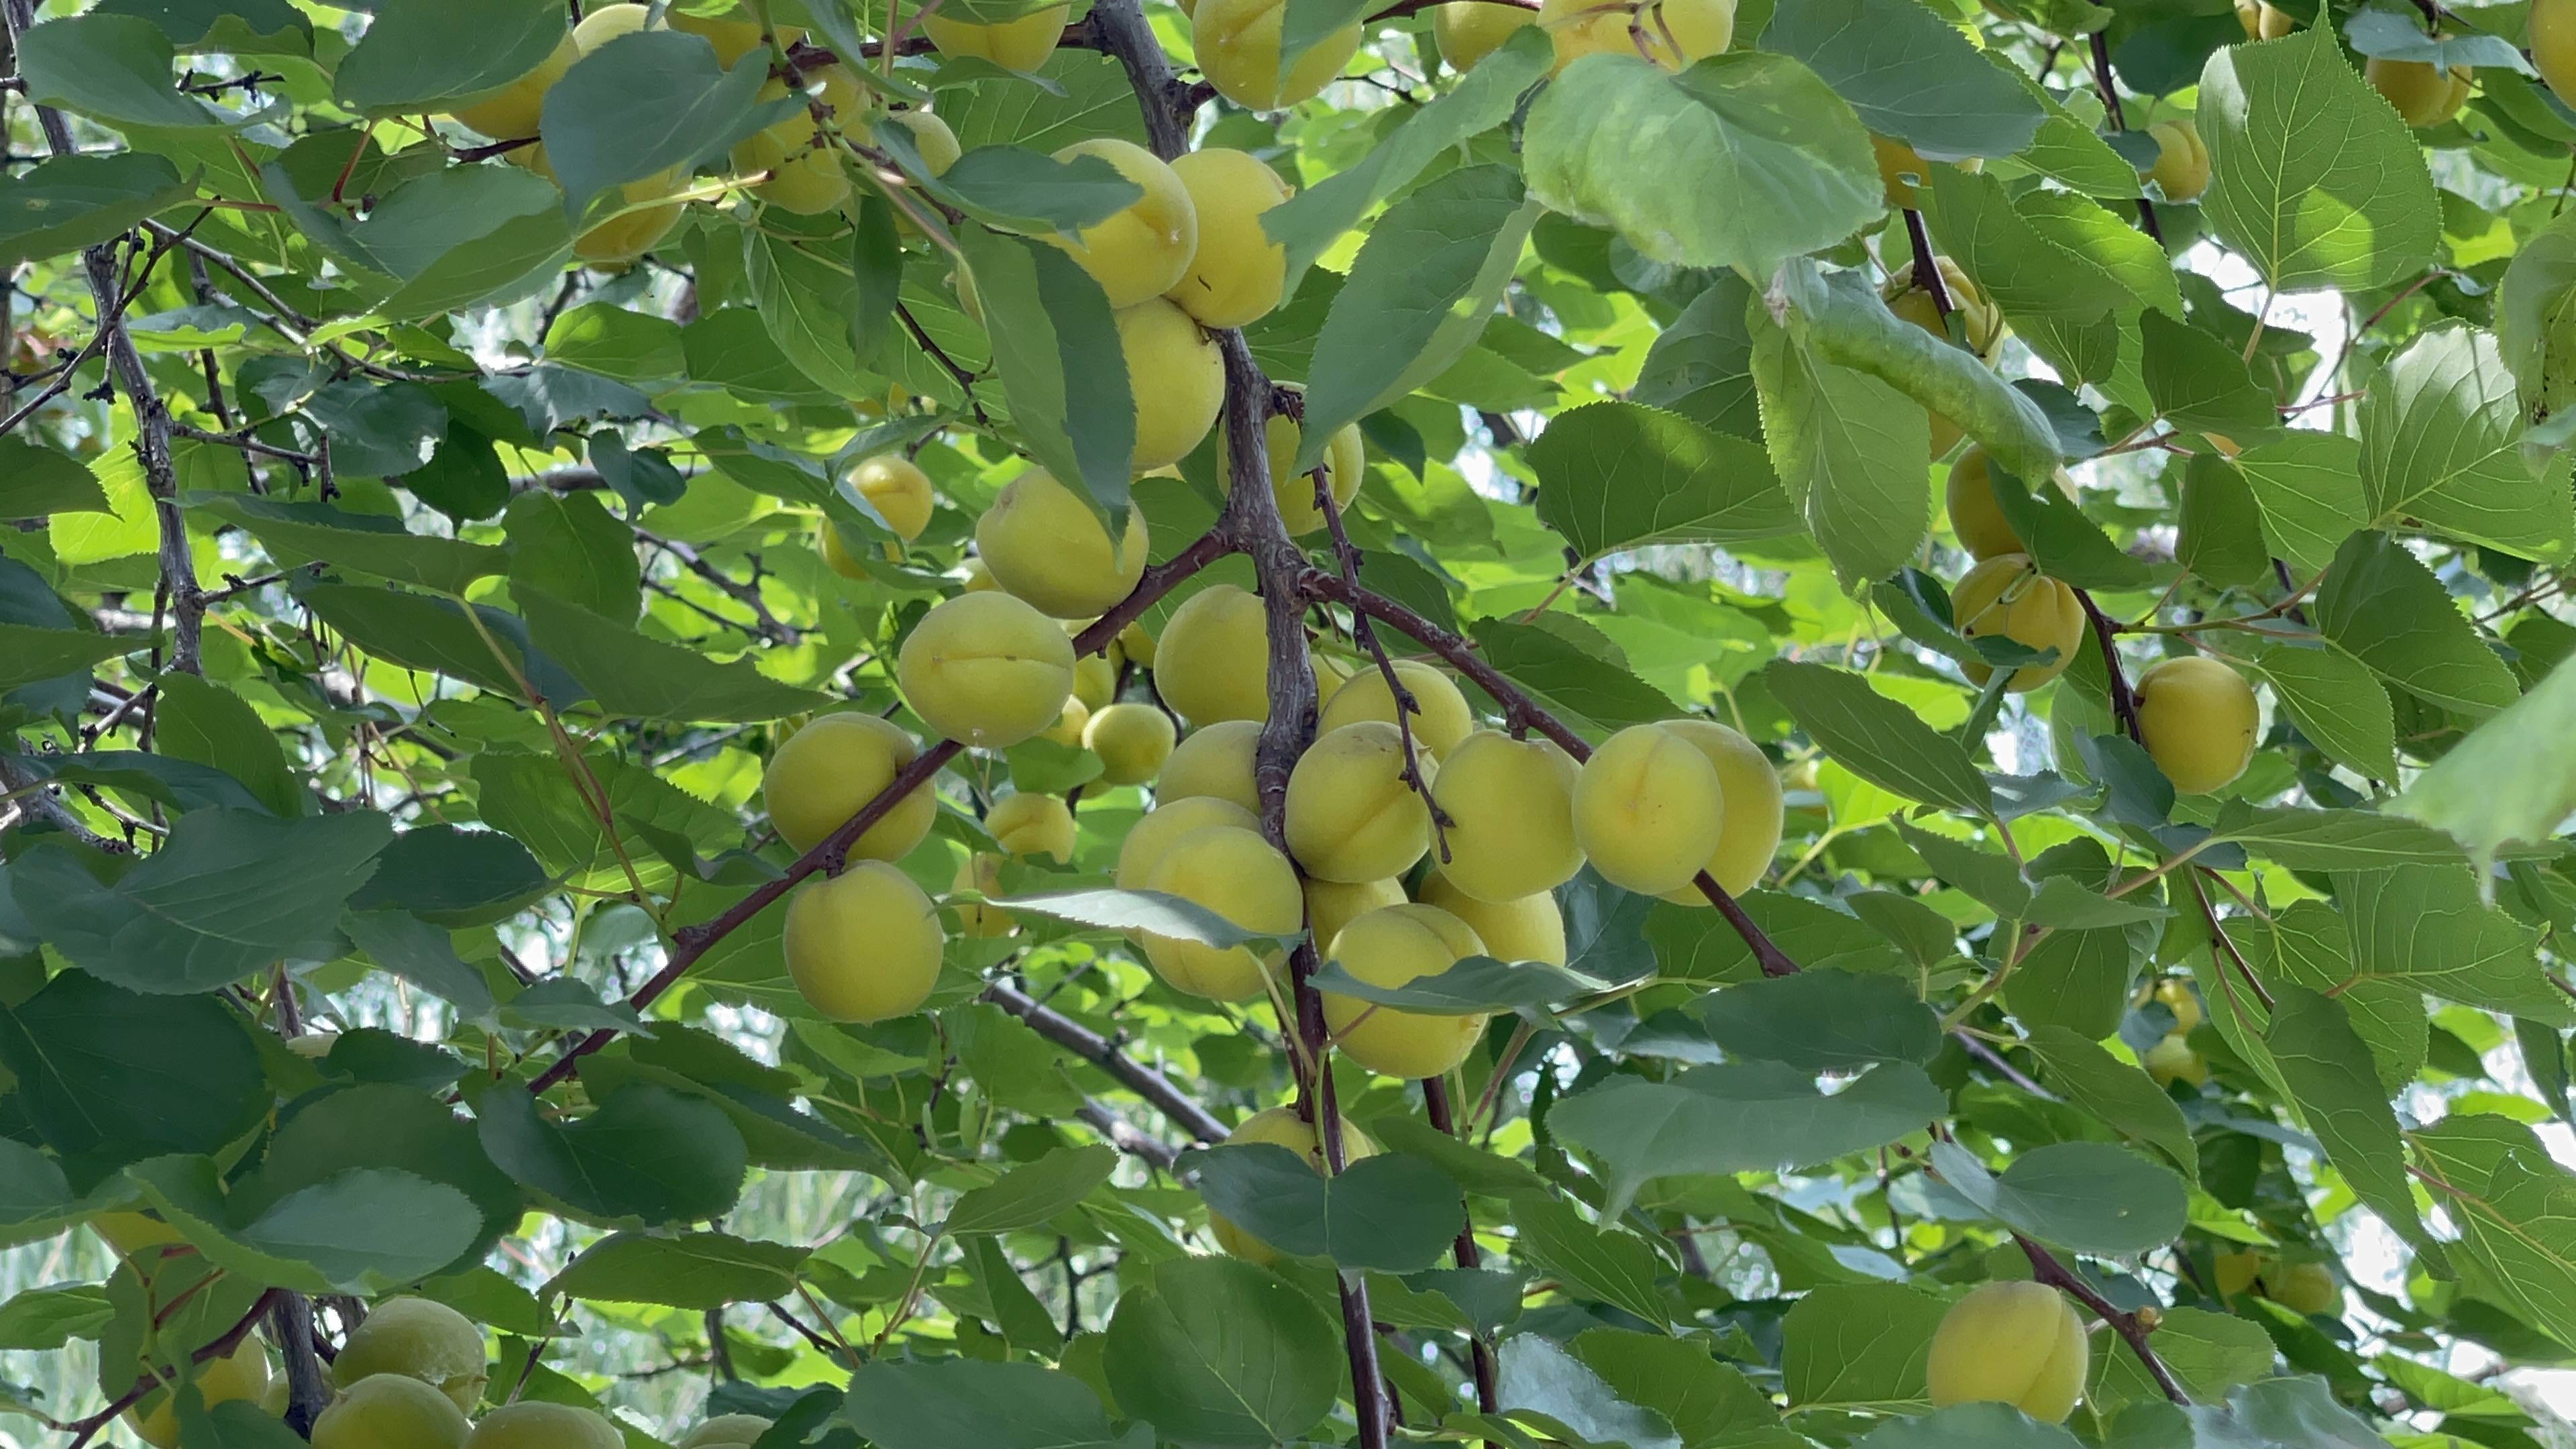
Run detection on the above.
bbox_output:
[1239,401,1367,535]
[733,82,847,215]
[2234,0,2294,38]
[1285,721,1436,883]
[1654,719,1781,901]
[675,1417,773,1449]
[313,1375,470,1449]
[2135,655,2261,794]
[1306,876,1409,954]
[1884,256,2008,453]
[760,711,938,859]
[1419,870,1566,965]
[1196,0,1362,107]
[2144,119,2210,201]
[1927,1282,2089,1424]
[1209,1107,1373,1262]
[131,1338,272,1449]
[2271,1261,2339,1316]
[1320,904,1490,1079]
[953,851,1014,938]
[1953,555,2085,693]
[820,520,870,580]
[1165,148,1293,329]
[1119,297,1226,470]
[975,468,1152,619]
[669,4,800,63]
[848,96,965,186]
[900,592,1079,748]
[451,30,578,139]
[1571,723,1726,896]
[1316,659,1473,757]
[987,792,1078,861]
[333,1298,486,1413]
[1116,796,1260,888]
[1073,652,1118,711]
[784,861,945,1020]
[2153,977,2202,1033]
[1086,702,1179,784]
[1159,718,1264,811]
[1040,696,1091,747]
[517,146,684,264]
[1140,825,1302,998]
[1944,446,2025,559]
[924,4,1071,70]
[1426,730,1582,903]
[2540,0,2576,107]
[461,1401,623,1449]
[1049,139,1197,308]
[1313,651,1354,710]
[1155,585,1274,724]
[1538,0,1733,73]
[959,557,1000,592]
[1870,132,1980,211]
[1120,621,1157,667]
[2214,1249,2263,1297]
[851,454,935,540]
[2367,57,2473,125]
[90,1208,184,1256]
[571,3,651,50]
[1435,0,1541,69]
[2141,1032,2206,1087]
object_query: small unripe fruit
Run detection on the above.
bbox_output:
[2144,119,2210,201]
[1306,876,1409,954]
[1538,0,1733,74]
[572,3,649,47]
[2135,655,2260,794]
[1953,555,2085,694]
[90,1209,183,1256]
[900,592,1079,748]
[975,468,1151,620]
[1285,721,1437,883]
[953,851,1014,938]
[1140,825,1302,999]
[1071,654,1118,714]
[1313,652,1354,710]
[2141,1032,2206,1087]
[1085,702,1178,784]
[734,80,849,215]
[784,861,945,1020]
[1208,1108,1373,1263]
[1166,148,1294,329]
[1047,139,1197,308]
[924,3,1069,70]
[333,1298,486,1413]
[849,454,936,541]
[1120,621,1157,666]
[2367,57,2473,125]
[1040,696,1091,747]
[1155,586,1273,724]
[2540,0,2576,108]
[2214,1249,2263,1297]
[1871,133,1980,210]
[1927,1282,2089,1424]
[2153,977,2202,1034]
[1196,0,1362,108]
[131,1338,271,1448]
[1656,719,1782,902]
[1116,796,1260,888]
[762,712,938,859]
[959,557,1000,592]
[519,146,685,265]
[1233,384,1366,534]
[451,30,578,139]
[987,792,1078,861]
[1944,446,2025,559]
[1316,659,1473,757]
[1118,298,1225,470]
[1572,723,1727,896]
[668,5,800,63]
[849,102,963,191]
[313,1375,470,1449]
[462,1401,623,1449]
[1426,730,1582,903]
[820,520,871,580]
[2271,1261,2339,1316]
[2234,0,2294,38]
[675,1416,773,1449]
[1159,718,1263,812]
[1435,0,1540,69]
[1320,904,1489,1079]
[1418,871,1567,965]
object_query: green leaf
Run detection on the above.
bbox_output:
[0,623,139,691]
[917,146,1146,236]
[92,0,311,53]
[1852,1405,2081,1448]
[11,808,392,994]
[1761,0,2044,158]
[1690,969,1941,1071]
[2090,1306,2275,1412]
[1931,1139,2188,1256]
[336,0,568,115]
[2312,529,2520,720]
[0,153,196,268]
[2226,432,2369,575]
[191,494,504,594]
[518,587,831,722]
[537,30,771,215]
[18,13,232,129]
[1529,400,1796,560]
[2140,311,2277,436]
[0,1283,113,1350]
[1191,1146,1464,1271]
[2215,637,2398,782]
[745,227,876,400]
[1523,53,1879,275]
[1746,305,1931,590]
[474,747,731,894]
[545,303,686,384]
[1568,1328,1787,1448]
[842,1360,1148,1449]
[2196,21,2440,291]
[944,51,1148,154]
[1919,167,2121,394]
[150,674,301,818]
[0,1140,127,1250]
[547,1231,807,1308]
[131,1155,480,1295]
[2209,804,2468,871]
[2406,1116,2576,1350]
[1631,273,1764,437]
[346,824,552,928]
[1766,660,1992,814]
[0,971,265,1171]
[2265,985,2446,1269]
[504,490,641,622]
[1295,164,1541,473]
[991,888,1289,948]
[340,910,501,1019]
[2339,862,2574,1024]
[1493,1334,1682,1449]
[2022,1026,2197,1183]
[1983,457,2151,591]
[2394,650,2576,869]
[2004,920,2152,1040]
[1507,1193,1672,1329]
[235,1081,522,1280]
[1102,1257,1341,1446]
[956,227,1134,518]
[1550,1061,1944,1218]
[947,1144,1118,1235]
[1308,953,1591,1014]
[474,1083,748,1227]
[2361,323,2575,563]
[1780,1283,1946,1411]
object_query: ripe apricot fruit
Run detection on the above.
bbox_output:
[1233,384,1366,534]
[849,453,936,541]
[953,851,1014,938]
[1305,876,1409,954]
[675,1416,773,1449]
[1656,719,1782,900]
[975,468,1150,619]
[761,711,937,858]
[1048,139,1197,307]
[1155,586,1274,724]
[1426,730,1583,903]
[333,1298,486,1412]
[1320,904,1491,1079]
[1435,1,1540,69]
[2144,118,2210,201]
[987,792,1078,861]
[1953,555,2084,693]
[2367,57,2473,125]
[1159,717,1263,811]
[1418,870,1567,965]
[1195,0,1363,108]
[2135,655,2260,794]
[1316,659,1473,757]
[1167,148,1293,328]
[131,1338,271,1448]
[451,30,577,139]
[462,1402,624,1449]
[313,1375,471,1449]
[1119,298,1225,469]
[1085,701,1178,784]
[784,861,945,1020]
[1116,796,1260,888]
[1572,722,1726,896]
[1927,1282,2089,1423]
[899,591,1079,748]
[924,4,1070,70]
[1538,0,1733,73]
[1140,825,1303,998]
[1285,721,1436,883]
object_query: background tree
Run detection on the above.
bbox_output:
[1,0,2575,1446]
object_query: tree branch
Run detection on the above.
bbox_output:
[1423,1078,1500,1427]
[2017,1234,2191,1403]
[2084,32,2164,246]
[984,979,1228,1146]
